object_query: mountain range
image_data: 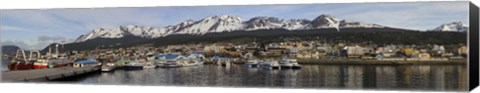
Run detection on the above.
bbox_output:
[74,14,386,42]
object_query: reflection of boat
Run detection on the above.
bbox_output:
[262,59,280,69]
[219,58,231,66]
[211,56,230,66]
[101,63,116,72]
[245,59,259,68]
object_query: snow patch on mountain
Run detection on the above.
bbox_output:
[431,21,468,32]
[74,14,386,42]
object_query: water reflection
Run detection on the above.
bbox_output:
[1,60,8,71]
[50,64,467,91]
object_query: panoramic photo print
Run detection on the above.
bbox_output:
[0,1,470,92]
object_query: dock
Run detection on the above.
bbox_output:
[1,66,100,82]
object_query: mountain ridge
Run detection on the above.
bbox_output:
[74,14,386,42]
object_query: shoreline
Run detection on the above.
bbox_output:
[205,59,467,65]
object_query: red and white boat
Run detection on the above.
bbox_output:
[8,49,34,71]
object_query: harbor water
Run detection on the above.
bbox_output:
[1,60,8,72]
[52,64,467,91]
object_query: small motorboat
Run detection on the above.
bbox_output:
[101,63,116,72]
[279,58,294,69]
[124,61,144,70]
[262,59,280,70]
[245,59,259,68]
[143,62,156,69]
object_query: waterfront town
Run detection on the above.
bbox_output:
[5,38,468,71]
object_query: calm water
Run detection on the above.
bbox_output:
[52,64,468,91]
[1,60,8,72]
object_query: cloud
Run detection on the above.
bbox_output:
[325,1,469,30]
[2,36,71,50]
[1,40,31,49]
[37,35,67,42]
[0,25,30,31]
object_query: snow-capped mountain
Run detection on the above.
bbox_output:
[74,14,385,42]
[174,15,244,34]
[431,21,468,32]
[310,14,341,29]
[75,25,171,42]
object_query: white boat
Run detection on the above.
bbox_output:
[216,58,231,67]
[289,59,302,69]
[156,54,184,68]
[161,60,181,68]
[262,59,280,69]
[124,61,144,70]
[101,63,116,72]
[245,59,259,68]
[143,62,156,69]
[279,58,294,69]
[182,60,200,67]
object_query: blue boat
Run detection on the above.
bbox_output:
[157,54,185,68]
[73,56,99,68]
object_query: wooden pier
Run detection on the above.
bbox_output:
[1,66,100,82]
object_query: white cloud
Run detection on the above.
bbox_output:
[0,25,30,31]
[291,1,469,30]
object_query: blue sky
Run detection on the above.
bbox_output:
[0,1,469,50]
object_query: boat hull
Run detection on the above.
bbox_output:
[143,65,156,69]
[33,63,49,69]
[246,64,258,68]
[292,66,302,69]
[101,66,115,72]
[8,63,34,71]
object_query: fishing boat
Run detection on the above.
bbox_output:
[245,59,259,68]
[101,62,116,72]
[31,51,50,69]
[8,49,34,71]
[33,58,49,69]
[34,45,76,69]
[262,59,280,69]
